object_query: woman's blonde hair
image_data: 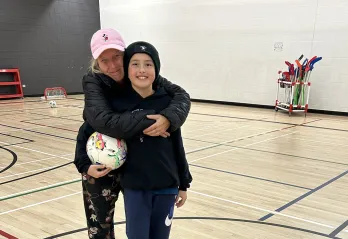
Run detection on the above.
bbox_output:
[89,58,103,74]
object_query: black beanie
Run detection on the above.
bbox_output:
[124,41,161,80]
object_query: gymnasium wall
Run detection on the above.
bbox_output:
[0,0,100,96]
[99,0,348,113]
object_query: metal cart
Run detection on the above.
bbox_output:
[274,55,322,116]
[275,80,311,116]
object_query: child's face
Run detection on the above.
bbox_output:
[128,53,155,90]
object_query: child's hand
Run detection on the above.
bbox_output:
[87,165,112,178]
[175,190,187,208]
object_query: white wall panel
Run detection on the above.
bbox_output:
[99,0,348,112]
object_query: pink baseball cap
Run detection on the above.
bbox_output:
[90,28,126,59]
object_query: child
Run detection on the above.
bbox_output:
[118,41,192,239]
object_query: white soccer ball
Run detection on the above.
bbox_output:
[86,132,127,170]
[49,100,57,108]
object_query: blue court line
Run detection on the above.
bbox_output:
[258,170,348,221]
[189,164,312,190]
[43,217,342,239]
[190,112,348,132]
[329,220,348,237]
[184,137,348,167]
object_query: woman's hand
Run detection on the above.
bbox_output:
[175,190,187,208]
[143,114,171,138]
[87,165,112,178]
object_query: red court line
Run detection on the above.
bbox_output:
[0,230,18,239]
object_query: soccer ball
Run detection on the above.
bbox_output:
[49,100,57,108]
[86,132,127,170]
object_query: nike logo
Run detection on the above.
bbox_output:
[165,214,173,226]
[165,203,175,226]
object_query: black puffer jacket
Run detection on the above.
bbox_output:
[82,71,191,140]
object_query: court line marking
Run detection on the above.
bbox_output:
[184,137,348,166]
[189,125,249,138]
[0,163,72,179]
[184,123,279,136]
[2,124,344,232]
[189,164,312,190]
[0,141,73,159]
[0,142,30,148]
[183,121,239,134]
[189,190,348,233]
[3,128,288,177]
[0,178,80,201]
[1,181,347,234]
[0,107,51,113]
[0,115,345,232]
[0,192,80,216]
[192,112,348,133]
[0,229,18,239]
[0,127,288,165]
[1,121,80,134]
[0,124,77,141]
[1,110,345,232]
[43,218,342,239]
[329,220,348,237]
[190,112,298,126]
[186,126,293,154]
[290,137,348,147]
[182,116,270,134]
[22,113,84,122]
[258,169,348,221]
[0,105,82,116]
[0,153,73,170]
[0,127,290,178]
[189,131,297,163]
[0,142,72,179]
[14,153,74,166]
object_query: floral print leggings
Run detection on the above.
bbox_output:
[82,172,122,239]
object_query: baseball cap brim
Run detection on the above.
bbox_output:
[92,44,125,59]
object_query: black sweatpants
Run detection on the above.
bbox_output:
[82,172,122,239]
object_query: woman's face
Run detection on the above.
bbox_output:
[128,53,156,90]
[97,49,124,82]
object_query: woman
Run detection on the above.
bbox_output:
[74,28,191,238]
[82,28,191,140]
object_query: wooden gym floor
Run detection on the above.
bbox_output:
[0,96,347,239]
